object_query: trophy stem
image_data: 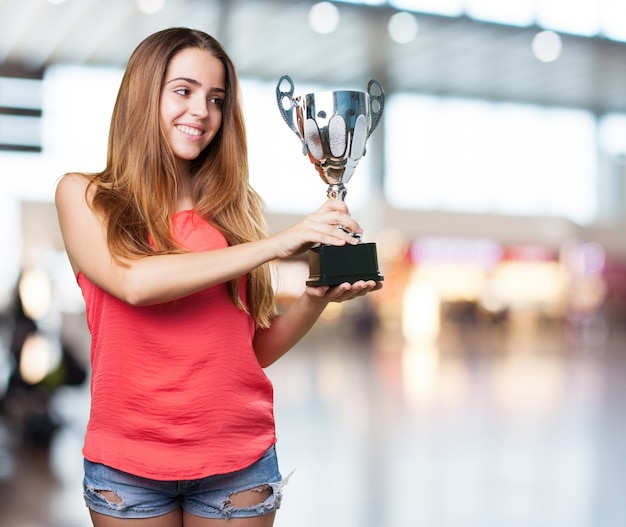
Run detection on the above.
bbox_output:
[327,183,347,201]
[326,183,361,240]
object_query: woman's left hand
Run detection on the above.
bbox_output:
[305,280,383,303]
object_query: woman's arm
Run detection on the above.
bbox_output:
[252,280,382,368]
[55,172,363,306]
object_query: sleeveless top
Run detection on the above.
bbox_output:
[78,209,276,480]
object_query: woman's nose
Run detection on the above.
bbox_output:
[190,96,209,117]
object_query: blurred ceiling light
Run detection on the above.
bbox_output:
[416,263,485,302]
[532,30,562,63]
[19,268,51,320]
[411,236,502,267]
[47,0,68,4]
[560,238,606,276]
[383,0,618,41]
[489,261,566,306]
[19,334,53,385]
[309,2,341,34]
[580,242,606,275]
[136,0,166,14]
[388,11,419,44]
[402,277,440,345]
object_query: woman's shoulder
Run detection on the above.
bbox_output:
[56,172,94,200]
[58,171,92,187]
[55,172,101,218]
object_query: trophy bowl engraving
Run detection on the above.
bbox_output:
[276,75,385,286]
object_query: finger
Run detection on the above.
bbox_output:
[313,203,362,236]
[335,281,379,301]
[312,224,361,246]
[319,198,349,213]
[347,283,372,300]
[327,282,359,301]
[314,211,362,235]
[355,280,379,291]
[305,285,330,297]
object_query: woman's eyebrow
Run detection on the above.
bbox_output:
[165,76,225,92]
[166,76,200,86]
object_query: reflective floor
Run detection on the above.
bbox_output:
[1,306,626,527]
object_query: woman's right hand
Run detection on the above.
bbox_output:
[272,199,363,259]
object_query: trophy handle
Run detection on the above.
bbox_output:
[276,75,307,155]
[367,79,385,137]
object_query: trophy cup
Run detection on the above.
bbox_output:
[276,75,385,286]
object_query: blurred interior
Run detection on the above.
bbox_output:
[2,1,626,526]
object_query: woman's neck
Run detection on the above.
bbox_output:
[176,169,194,212]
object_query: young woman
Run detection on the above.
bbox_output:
[55,27,381,527]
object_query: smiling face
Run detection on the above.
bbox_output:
[159,47,226,165]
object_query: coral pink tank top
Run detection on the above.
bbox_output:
[78,210,276,480]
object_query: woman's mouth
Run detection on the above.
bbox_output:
[176,124,204,137]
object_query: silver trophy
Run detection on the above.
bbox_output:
[276,75,385,286]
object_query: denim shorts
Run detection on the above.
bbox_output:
[83,445,285,520]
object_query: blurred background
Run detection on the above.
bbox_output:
[2,0,626,526]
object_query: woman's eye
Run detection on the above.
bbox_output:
[209,97,223,107]
[175,87,190,96]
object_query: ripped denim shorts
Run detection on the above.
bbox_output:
[83,445,285,520]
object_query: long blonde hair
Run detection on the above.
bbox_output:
[87,27,275,328]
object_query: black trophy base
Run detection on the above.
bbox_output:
[306,242,384,287]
